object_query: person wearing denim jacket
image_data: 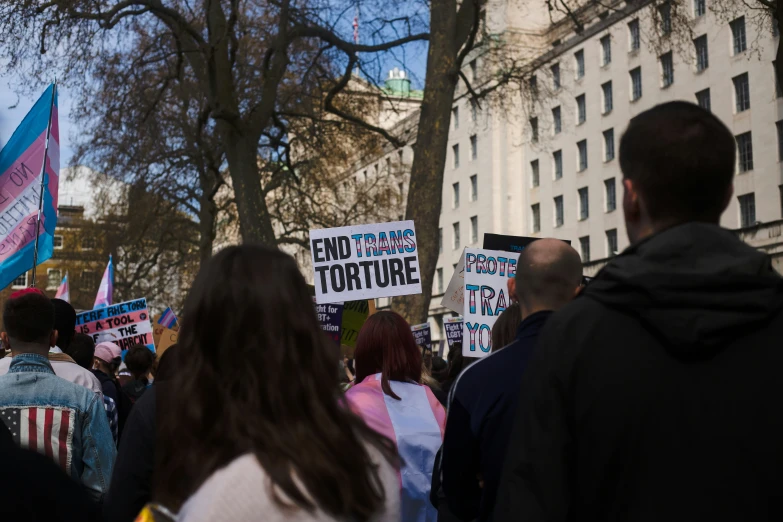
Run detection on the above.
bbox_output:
[0,289,116,504]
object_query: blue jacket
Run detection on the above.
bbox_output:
[441,311,552,521]
[0,353,116,503]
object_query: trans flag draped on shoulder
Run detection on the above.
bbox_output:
[0,84,59,289]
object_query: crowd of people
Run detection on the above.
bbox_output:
[1,100,783,522]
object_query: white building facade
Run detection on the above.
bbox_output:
[354,0,783,348]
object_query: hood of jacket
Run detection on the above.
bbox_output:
[584,223,783,359]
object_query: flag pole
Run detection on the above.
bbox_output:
[30,81,57,288]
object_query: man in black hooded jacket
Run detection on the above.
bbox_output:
[494,101,783,522]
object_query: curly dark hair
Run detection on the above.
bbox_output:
[155,245,397,518]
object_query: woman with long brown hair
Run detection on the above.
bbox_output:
[152,245,399,521]
[346,311,447,522]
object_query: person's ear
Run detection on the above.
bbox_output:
[50,330,59,349]
[623,178,641,223]
[507,277,517,303]
[574,285,583,298]
[1,332,10,352]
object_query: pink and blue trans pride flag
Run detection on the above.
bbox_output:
[158,307,178,329]
[0,84,59,290]
[345,374,446,522]
[94,255,114,308]
[54,274,69,303]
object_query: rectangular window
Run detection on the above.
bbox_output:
[694,35,709,72]
[629,19,641,51]
[452,222,460,249]
[661,52,674,87]
[605,178,617,212]
[576,94,586,124]
[439,228,443,253]
[471,100,478,122]
[453,144,460,169]
[470,216,478,243]
[630,67,643,101]
[575,49,585,79]
[552,106,562,134]
[531,160,540,187]
[603,129,615,161]
[775,62,782,98]
[739,193,756,227]
[530,117,539,142]
[551,63,561,89]
[532,204,541,233]
[385,157,391,173]
[554,196,564,227]
[696,88,711,111]
[81,237,96,250]
[398,150,404,163]
[606,229,618,257]
[733,73,750,112]
[452,182,460,208]
[580,236,591,262]
[601,35,612,66]
[81,270,96,290]
[470,174,478,201]
[469,59,477,81]
[470,135,478,160]
[529,75,538,96]
[731,17,747,55]
[53,235,63,249]
[578,139,588,171]
[11,272,27,289]
[452,107,459,130]
[553,150,563,180]
[579,187,589,220]
[736,132,754,172]
[694,0,706,17]
[437,268,444,294]
[777,121,783,160]
[602,81,613,113]
[47,269,61,290]
[659,2,672,35]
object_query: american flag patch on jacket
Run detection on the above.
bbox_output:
[0,406,75,473]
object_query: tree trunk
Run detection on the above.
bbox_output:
[197,188,217,264]
[220,124,278,245]
[393,0,460,324]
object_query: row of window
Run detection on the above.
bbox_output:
[451,175,479,209]
[452,136,479,169]
[531,178,617,232]
[542,13,748,93]
[578,230,619,263]
[451,100,480,131]
[531,131,615,188]
[11,269,96,291]
[358,150,405,183]
[52,235,96,251]
[437,216,480,255]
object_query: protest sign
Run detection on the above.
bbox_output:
[314,300,344,344]
[75,298,154,352]
[462,248,519,357]
[444,317,464,347]
[310,220,422,304]
[411,323,432,351]
[341,299,372,347]
[440,250,466,314]
[156,328,178,358]
[482,233,539,253]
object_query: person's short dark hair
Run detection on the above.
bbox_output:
[125,344,155,379]
[51,299,77,351]
[3,291,54,343]
[68,334,95,370]
[619,101,735,223]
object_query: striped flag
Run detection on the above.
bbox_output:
[158,307,178,329]
[54,273,69,303]
[0,406,75,472]
[94,255,113,308]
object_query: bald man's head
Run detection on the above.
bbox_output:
[515,239,583,314]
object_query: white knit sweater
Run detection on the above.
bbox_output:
[177,452,401,522]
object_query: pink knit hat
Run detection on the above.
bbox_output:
[94,342,122,364]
